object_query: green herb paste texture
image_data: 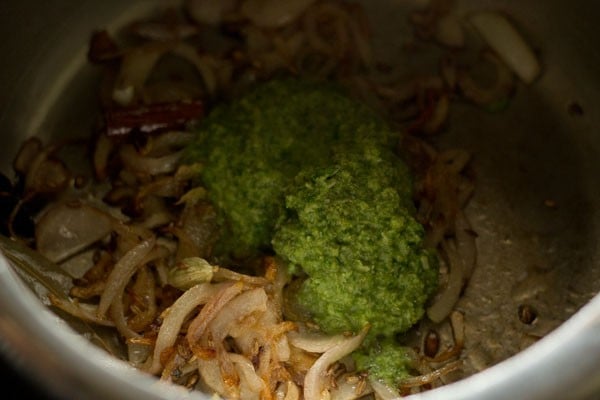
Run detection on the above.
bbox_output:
[185,78,438,383]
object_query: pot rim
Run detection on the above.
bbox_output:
[1,253,599,400]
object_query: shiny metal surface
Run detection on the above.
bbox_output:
[0,0,599,399]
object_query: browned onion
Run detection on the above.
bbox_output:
[108,245,167,339]
[97,237,156,317]
[399,359,462,388]
[113,42,171,106]
[177,202,219,261]
[141,131,194,157]
[198,288,273,399]
[212,266,270,286]
[469,11,541,84]
[120,144,183,176]
[427,239,465,323]
[109,295,141,339]
[368,378,401,400]
[303,326,369,400]
[48,293,115,327]
[458,51,515,107]
[204,287,269,346]
[36,202,114,264]
[229,352,266,395]
[186,282,245,347]
[276,381,301,400]
[288,329,346,353]
[426,311,465,364]
[329,374,371,400]
[93,134,113,180]
[24,148,70,195]
[13,137,43,175]
[197,358,229,396]
[147,283,225,374]
[127,265,158,331]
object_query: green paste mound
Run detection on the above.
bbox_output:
[185,79,393,257]
[186,78,438,382]
[272,142,438,338]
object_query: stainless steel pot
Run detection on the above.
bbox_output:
[0,0,599,399]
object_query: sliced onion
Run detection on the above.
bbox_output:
[454,211,477,279]
[36,202,114,263]
[141,131,194,157]
[106,245,167,338]
[109,295,141,339]
[59,249,96,280]
[186,282,245,346]
[241,0,317,28]
[255,340,273,393]
[399,360,462,388]
[147,283,224,374]
[120,144,183,176]
[127,265,158,332]
[451,311,465,347]
[93,134,114,180]
[206,287,268,344]
[127,339,153,367]
[329,374,372,400]
[109,220,154,252]
[169,226,202,261]
[97,237,155,317]
[24,147,70,195]
[109,247,168,339]
[177,202,219,261]
[303,326,369,400]
[469,11,541,84]
[113,43,171,106]
[171,43,218,95]
[197,358,228,395]
[48,293,115,327]
[113,86,135,108]
[286,381,301,400]
[458,51,515,107]
[427,239,464,323]
[13,137,42,175]
[368,378,400,400]
[427,310,466,364]
[276,381,301,400]
[229,352,266,394]
[288,329,347,353]
[138,210,174,230]
[160,349,192,382]
[273,332,291,363]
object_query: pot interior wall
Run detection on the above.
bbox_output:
[0,0,599,396]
